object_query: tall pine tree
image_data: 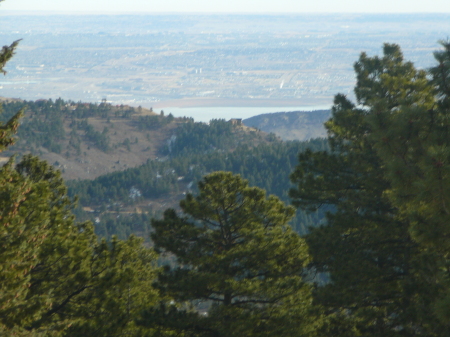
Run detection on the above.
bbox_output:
[0,17,161,336]
[365,41,450,324]
[144,171,320,337]
[290,44,448,336]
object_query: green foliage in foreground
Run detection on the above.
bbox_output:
[0,36,323,336]
[364,41,450,326]
[0,154,161,336]
[291,43,450,335]
[0,40,23,152]
[142,172,321,337]
[0,37,161,336]
[7,17,450,336]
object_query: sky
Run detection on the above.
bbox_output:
[1,0,450,13]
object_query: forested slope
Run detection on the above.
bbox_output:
[0,98,325,238]
[67,125,329,238]
[0,99,187,179]
[4,20,450,335]
[0,99,279,181]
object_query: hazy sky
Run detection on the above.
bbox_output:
[1,0,450,13]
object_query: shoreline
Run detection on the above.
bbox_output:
[138,99,332,123]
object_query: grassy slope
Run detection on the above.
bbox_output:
[243,110,330,141]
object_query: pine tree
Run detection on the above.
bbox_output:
[0,38,23,152]
[0,22,161,336]
[0,154,161,336]
[144,171,320,337]
[290,44,448,336]
[363,41,450,324]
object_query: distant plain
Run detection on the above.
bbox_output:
[0,13,449,119]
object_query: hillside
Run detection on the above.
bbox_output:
[0,99,273,180]
[243,109,331,141]
[0,98,330,240]
[68,137,328,239]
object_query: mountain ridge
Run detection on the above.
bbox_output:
[243,109,331,141]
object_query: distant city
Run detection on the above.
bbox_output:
[0,13,449,111]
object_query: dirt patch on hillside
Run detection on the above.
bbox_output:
[18,115,181,181]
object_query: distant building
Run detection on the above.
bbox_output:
[229,118,243,126]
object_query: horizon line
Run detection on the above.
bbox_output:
[1,10,450,15]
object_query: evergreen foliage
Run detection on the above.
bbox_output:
[163,119,271,156]
[0,38,20,75]
[137,114,175,131]
[0,35,161,336]
[290,43,450,335]
[68,138,328,238]
[0,155,161,336]
[144,172,320,337]
[0,98,145,155]
[10,8,450,334]
[0,39,23,152]
[360,41,450,324]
